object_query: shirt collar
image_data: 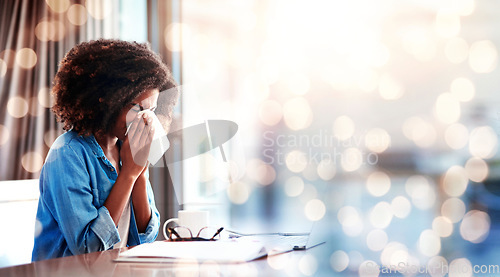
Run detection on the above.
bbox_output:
[82,134,106,158]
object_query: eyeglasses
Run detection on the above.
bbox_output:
[166,226,224,242]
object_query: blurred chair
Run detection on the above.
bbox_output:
[0,179,39,268]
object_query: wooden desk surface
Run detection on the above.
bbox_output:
[0,246,326,277]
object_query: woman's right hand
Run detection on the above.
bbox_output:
[120,111,155,178]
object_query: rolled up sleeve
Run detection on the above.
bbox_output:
[90,206,120,250]
[43,144,120,255]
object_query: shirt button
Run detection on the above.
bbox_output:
[110,168,115,172]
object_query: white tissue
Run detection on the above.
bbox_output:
[126,110,170,166]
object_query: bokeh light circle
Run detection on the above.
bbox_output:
[469,126,498,159]
[226,181,250,204]
[256,164,276,186]
[369,201,393,229]
[316,158,336,180]
[330,250,349,272]
[284,176,304,197]
[348,251,364,272]
[164,22,192,52]
[469,40,498,73]
[285,150,308,173]
[432,216,454,237]
[441,197,466,223]
[338,206,360,226]
[45,0,70,13]
[15,48,37,69]
[341,148,363,172]
[259,99,282,126]
[460,210,490,243]
[402,117,437,148]
[67,4,88,26]
[449,258,472,277]
[304,199,326,221]
[7,96,29,118]
[358,260,380,277]
[434,93,460,124]
[338,206,364,236]
[427,256,448,277]
[21,152,44,173]
[35,21,55,41]
[442,165,468,197]
[44,129,60,148]
[38,87,53,108]
[364,128,391,153]
[381,242,408,267]
[333,116,355,141]
[366,171,391,197]
[366,229,388,252]
[406,175,436,210]
[391,196,411,219]
[359,260,380,277]
[464,157,488,182]
[418,229,441,257]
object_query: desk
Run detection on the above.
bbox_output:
[0,245,330,277]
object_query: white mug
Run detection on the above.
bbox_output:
[163,210,209,240]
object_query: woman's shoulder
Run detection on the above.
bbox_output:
[49,130,97,154]
[42,131,103,173]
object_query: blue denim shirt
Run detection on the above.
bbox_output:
[32,131,160,261]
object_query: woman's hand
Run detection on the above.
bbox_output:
[120,111,155,178]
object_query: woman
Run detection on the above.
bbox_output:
[32,39,177,261]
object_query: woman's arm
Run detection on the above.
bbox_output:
[131,168,152,233]
[103,171,137,226]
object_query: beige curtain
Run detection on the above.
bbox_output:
[0,0,119,180]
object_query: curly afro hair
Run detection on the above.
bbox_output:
[51,39,177,136]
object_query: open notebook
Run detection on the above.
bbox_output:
[114,240,268,263]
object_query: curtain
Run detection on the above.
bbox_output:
[0,0,119,181]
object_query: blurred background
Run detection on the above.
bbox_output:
[1,0,500,275]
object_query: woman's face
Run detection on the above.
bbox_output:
[113,88,159,141]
